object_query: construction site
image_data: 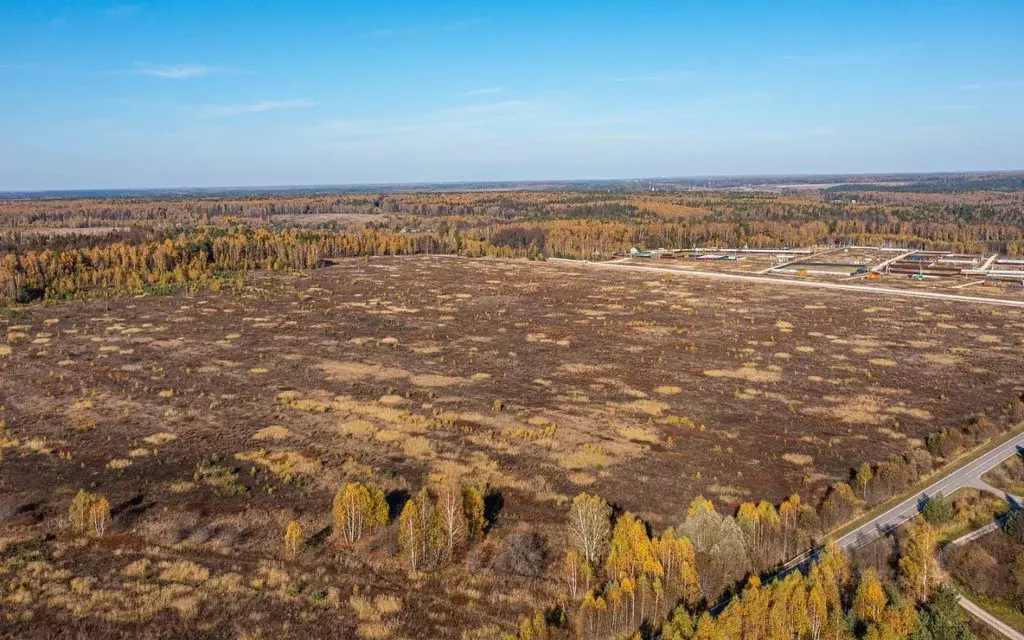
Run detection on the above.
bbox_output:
[621,245,1024,295]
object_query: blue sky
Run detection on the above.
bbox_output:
[1,1,1022,190]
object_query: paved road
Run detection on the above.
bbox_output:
[959,595,1024,640]
[548,258,1024,308]
[832,431,1024,553]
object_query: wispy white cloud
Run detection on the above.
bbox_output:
[957,81,1022,91]
[459,86,506,96]
[134,64,238,79]
[198,99,318,118]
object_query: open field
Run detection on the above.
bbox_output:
[2,255,1023,636]
[4,255,1022,520]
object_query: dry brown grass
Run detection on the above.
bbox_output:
[143,432,177,445]
[235,449,321,479]
[559,444,611,470]
[157,560,210,583]
[252,426,291,441]
[402,437,435,459]
[339,419,376,438]
[617,425,660,443]
[622,399,671,416]
[782,453,814,466]
[704,366,782,383]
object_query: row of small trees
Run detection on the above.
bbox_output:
[282,479,487,572]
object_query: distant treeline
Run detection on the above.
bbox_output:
[0,227,520,303]
[5,216,1024,303]
[825,176,1024,193]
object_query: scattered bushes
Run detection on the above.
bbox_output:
[495,531,548,578]
[922,493,954,525]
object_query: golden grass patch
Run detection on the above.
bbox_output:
[704,366,781,383]
[886,406,933,420]
[144,432,177,445]
[877,427,907,440]
[157,560,209,583]
[402,436,435,459]
[568,472,596,486]
[560,363,614,374]
[622,399,671,416]
[106,458,132,470]
[782,453,814,465]
[617,425,660,443]
[0,345,11,357]
[804,395,881,424]
[252,426,291,441]
[317,360,407,383]
[374,429,403,442]
[559,444,611,470]
[340,419,376,438]
[235,449,321,478]
[122,559,153,578]
[410,344,441,354]
[868,358,897,367]
[977,335,1001,343]
[374,594,403,615]
[409,373,467,387]
[166,481,194,493]
[470,372,492,381]
[654,385,682,395]
[775,320,793,332]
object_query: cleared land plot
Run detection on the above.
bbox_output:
[2,255,1023,527]
[1,254,1023,637]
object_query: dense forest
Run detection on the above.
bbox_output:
[2,188,1023,303]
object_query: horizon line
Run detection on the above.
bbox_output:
[3,168,1022,197]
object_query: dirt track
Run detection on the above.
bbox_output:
[550,258,1024,308]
